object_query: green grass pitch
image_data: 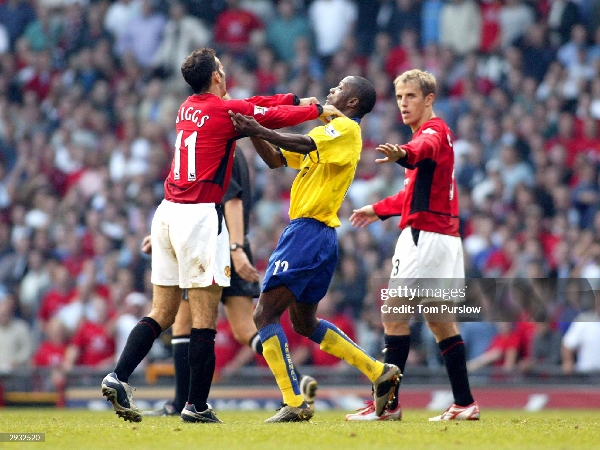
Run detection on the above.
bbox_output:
[0,409,598,450]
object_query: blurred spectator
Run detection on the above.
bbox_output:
[0,290,32,373]
[309,0,357,63]
[23,4,61,52]
[151,1,211,86]
[104,0,141,43]
[0,23,10,55]
[386,0,422,41]
[116,0,167,68]
[62,296,115,371]
[266,0,311,63]
[32,316,68,369]
[557,23,587,68]
[71,3,112,54]
[331,255,367,320]
[354,0,381,55]
[467,322,530,372]
[530,322,562,366]
[519,23,554,82]
[561,300,600,373]
[18,249,51,322]
[0,234,30,290]
[55,259,111,334]
[213,0,263,55]
[0,0,36,50]
[37,264,74,331]
[439,0,481,56]
[547,0,581,47]
[499,0,535,49]
[421,0,443,47]
[479,0,502,54]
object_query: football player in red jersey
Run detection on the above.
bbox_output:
[350,69,479,422]
[101,47,341,423]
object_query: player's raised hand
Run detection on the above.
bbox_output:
[229,111,264,136]
[141,235,152,254]
[231,249,260,283]
[349,205,379,228]
[299,96,319,106]
[375,143,406,164]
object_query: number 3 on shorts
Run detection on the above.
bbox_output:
[273,260,289,275]
[392,258,400,277]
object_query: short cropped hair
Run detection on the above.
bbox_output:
[394,69,437,98]
[346,76,377,118]
[181,48,219,94]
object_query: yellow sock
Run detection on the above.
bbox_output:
[313,321,385,382]
[260,326,304,407]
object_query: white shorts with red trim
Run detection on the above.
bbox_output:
[150,200,231,288]
[389,227,464,302]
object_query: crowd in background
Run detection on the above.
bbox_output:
[1,0,600,387]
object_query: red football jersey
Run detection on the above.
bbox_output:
[32,341,67,367]
[71,321,115,367]
[164,93,319,204]
[373,117,459,236]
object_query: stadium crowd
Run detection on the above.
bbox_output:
[1,0,600,387]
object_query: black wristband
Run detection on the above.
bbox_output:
[293,95,300,106]
[316,104,323,116]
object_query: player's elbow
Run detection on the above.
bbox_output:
[265,159,283,169]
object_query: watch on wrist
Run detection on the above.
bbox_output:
[230,243,243,252]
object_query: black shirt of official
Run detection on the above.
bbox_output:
[222,150,252,236]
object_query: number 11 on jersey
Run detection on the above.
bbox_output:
[173,130,198,181]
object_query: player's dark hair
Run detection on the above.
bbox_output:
[346,76,377,118]
[181,48,219,94]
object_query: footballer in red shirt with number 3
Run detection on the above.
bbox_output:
[350,69,479,422]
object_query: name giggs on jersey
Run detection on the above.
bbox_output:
[176,106,209,128]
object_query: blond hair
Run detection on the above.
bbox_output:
[393,69,437,98]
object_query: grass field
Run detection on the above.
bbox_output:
[0,409,598,450]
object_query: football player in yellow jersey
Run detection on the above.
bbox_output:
[229,76,400,423]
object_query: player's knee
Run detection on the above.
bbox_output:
[149,307,178,330]
[427,321,458,341]
[231,327,251,346]
[383,321,410,336]
[253,306,268,330]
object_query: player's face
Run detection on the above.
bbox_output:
[395,80,433,129]
[325,77,352,109]
[215,57,227,96]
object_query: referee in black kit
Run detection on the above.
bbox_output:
[144,148,317,417]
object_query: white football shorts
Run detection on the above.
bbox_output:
[150,200,231,288]
[389,227,465,302]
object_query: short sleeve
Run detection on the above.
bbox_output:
[307,118,359,166]
[281,150,303,169]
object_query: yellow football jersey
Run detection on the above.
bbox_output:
[281,116,362,227]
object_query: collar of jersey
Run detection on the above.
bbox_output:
[350,117,361,124]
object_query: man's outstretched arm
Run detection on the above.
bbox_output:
[230,111,317,154]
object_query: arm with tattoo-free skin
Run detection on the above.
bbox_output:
[229,103,344,154]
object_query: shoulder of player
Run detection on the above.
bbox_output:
[325,116,359,133]
[419,118,450,136]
